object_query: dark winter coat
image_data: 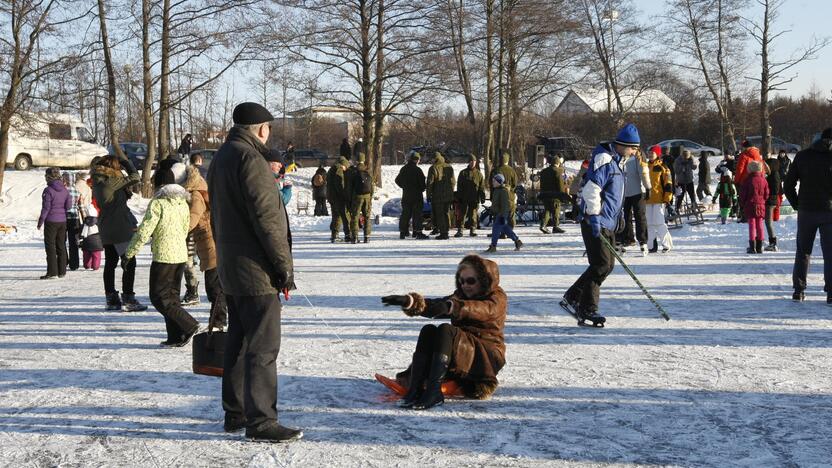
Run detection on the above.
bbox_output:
[182,166,217,271]
[764,158,782,205]
[663,154,676,184]
[713,175,737,209]
[207,127,293,296]
[91,163,140,245]
[783,137,832,213]
[777,153,791,180]
[715,157,736,177]
[38,180,71,227]
[395,160,426,204]
[326,164,348,204]
[311,167,327,201]
[740,166,770,219]
[492,159,518,192]
[673,155,697,185]
[403,254,506,398]
[538,164,565,201]
[698,155,710,185]
[426,155,455,203]
[456,166,485,204]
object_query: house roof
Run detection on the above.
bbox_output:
[559,88,676,113]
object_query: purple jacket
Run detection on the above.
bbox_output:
[38,180,71,227]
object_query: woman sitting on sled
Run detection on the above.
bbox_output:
[381,254,506,410]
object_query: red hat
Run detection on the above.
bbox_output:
[648,145,661,157]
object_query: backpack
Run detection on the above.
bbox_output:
[355,170,373,195]
[312,173,325,187]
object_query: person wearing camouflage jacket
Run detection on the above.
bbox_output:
[426,153,455,239]
[455,154,485,237]
[326,157,352,242]
[538,154,567,234]
[348,155,374,243]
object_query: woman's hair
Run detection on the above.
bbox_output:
[456,260,490,295]
[96,155,123,171]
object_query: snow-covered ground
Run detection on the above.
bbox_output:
[1,164,831,467]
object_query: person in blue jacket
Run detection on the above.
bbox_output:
[561,123,640,326]
[266,149,293,206]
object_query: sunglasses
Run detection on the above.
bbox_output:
[459,276,478,285]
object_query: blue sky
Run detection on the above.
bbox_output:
[639,0,832,98]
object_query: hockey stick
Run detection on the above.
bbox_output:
[600,235,671,321]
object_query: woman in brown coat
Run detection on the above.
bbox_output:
[381,254,506,410]
[182,166,226,328]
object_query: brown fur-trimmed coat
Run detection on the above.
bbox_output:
[399,254,507,399]
[182,166,217,271]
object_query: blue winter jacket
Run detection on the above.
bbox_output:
[578,143,625,231]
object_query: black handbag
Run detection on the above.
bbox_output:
[192,302,226,377]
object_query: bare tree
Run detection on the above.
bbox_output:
[0,1,93,194]
[576,0,648,124]
[96,0,126,160]
[666,0,747,153]
[744,0,829,155]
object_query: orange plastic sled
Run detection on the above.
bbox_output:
[374,373,464,398]
[0,224,17,234]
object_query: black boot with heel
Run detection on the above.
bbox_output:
[412,353,450,410]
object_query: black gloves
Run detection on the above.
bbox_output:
[381,295,410,307]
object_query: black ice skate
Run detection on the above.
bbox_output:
[559,298,605,328]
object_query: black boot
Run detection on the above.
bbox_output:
[121,293,148,312]
[106,291,122,311]
[182,284,200,306]
[764,237,778,252]
[747,240,755,254]
[399,352,430,408]
[755,239,763,254]
[412,353,450,410]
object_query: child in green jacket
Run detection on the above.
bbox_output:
[125,165,199,347]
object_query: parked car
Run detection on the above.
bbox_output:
[5,113,108,170]
[737,136,801,153]
[655,139,722,157]
[282,148,334,167]
[107,142,151,170]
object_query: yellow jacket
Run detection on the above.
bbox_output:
[647,159,673,205]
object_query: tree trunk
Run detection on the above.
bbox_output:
[760,0,771,157]
[483,0,495,181]
[140,0,158,197]
[372,0,385,186]
[97,0,125,161]
[158,0,172,159]
[360,0,373,164]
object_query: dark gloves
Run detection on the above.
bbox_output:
[381,295,410,307]
[479,194,486,204]
[643,192,650,201]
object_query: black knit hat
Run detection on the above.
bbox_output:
[233,102,274,125]
[265,149,285,164]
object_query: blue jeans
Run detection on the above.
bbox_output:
[490,215,518,246]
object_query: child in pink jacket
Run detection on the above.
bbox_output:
[740,160,770,254]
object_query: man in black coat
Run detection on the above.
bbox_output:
[783,127,832,304]
[696,153,712,201]
[207,102,302,443]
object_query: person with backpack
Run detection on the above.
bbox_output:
[311,164,328,216]
[426,153,455,240]
[395,152,428,239]
[327,157,352,242]
[348,155,374,243]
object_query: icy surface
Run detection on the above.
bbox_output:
[1,165,831,467]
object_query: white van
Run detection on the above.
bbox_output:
[5,113,109,170]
